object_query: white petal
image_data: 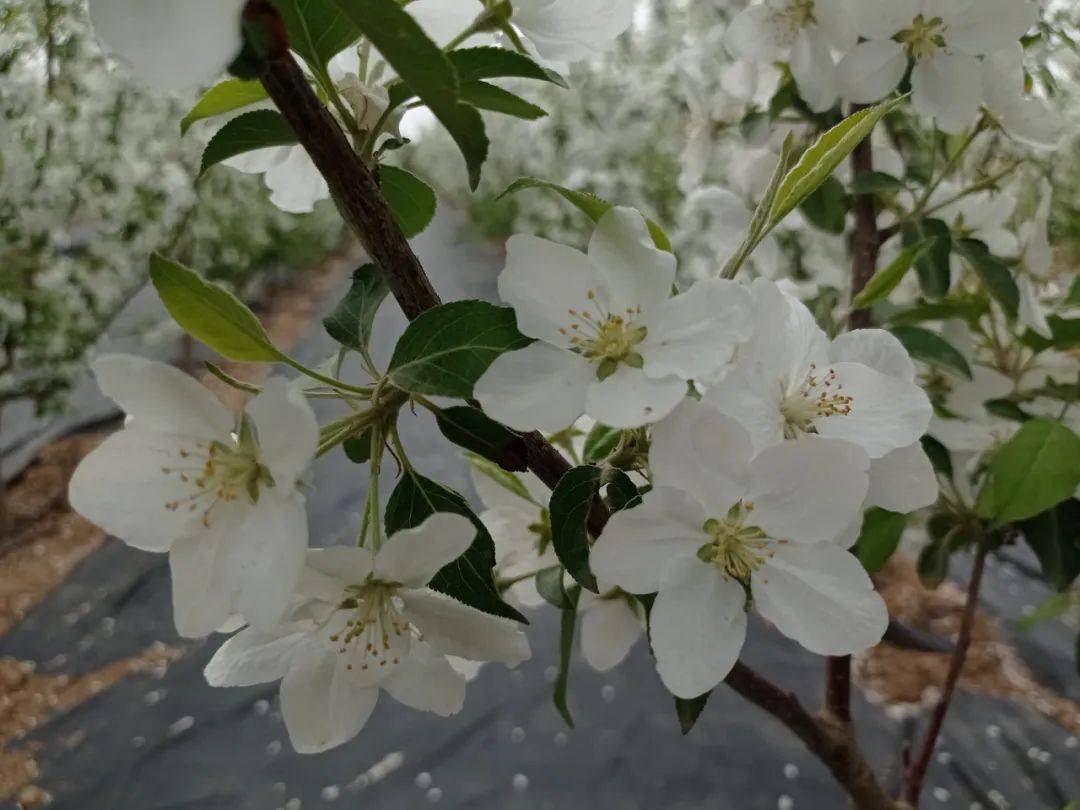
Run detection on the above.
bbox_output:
[264,146,329,214]
[88,0,245,91]
[700,363,786,455]
[69,429,204,552]
[649,402,752,517]
[402,590,530,665]
[850,0,919,39]
[513,0,635,63]
[204,624,308,687]
[407,0,483,45]
[866,443,940,513]
[651,556,747,698]
[587,207,676,317]
[382,642,466,716]
[281,650,379,754]
[91,355,232,439]
[911,54,982,135]
[838,40,907,105]
[724,5,787,61]
[590,487,705,594]
[945,0,1037,55]
[223,144,290,175]
[748,438,870,543]
[585,366,686,429]
[753,545,888,655]
[246,377,318,488]
[498,234,601,346]
[818,362,932,458]
[791,28,839,113]
[829,329,915,382]
[475,342,593,432]
[578,594,642,672]
[1018,276,1053,340]
[304,546,374,586]
[375,513,475,588]
[640,279,754,380]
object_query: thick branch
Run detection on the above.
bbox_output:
[848,105,881,332]
[726,663,898,810]
[902,546,988,805]
[825,655,852,723]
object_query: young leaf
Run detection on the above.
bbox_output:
[767,95,906,229]
[852,242,928,309]
[181,78,268,134]
[856,508,909,573]
[1018,499,1080,592]
[917,538,951,588]
[902,219,952,299]
[582,423,621,464]
[497,177,672,252]
[976,420,1080,526]
[554,588,580,728]
[343,431,374,464]
[535,566,574,610]
[435,406,528,472]
[459,81,548,119]
[465,452,538,504]
[889,325,972,380]
[323,264,390,352]
[798,176,849,234]
[954,238,1021,320]
[850,171,906,195]
[887,296,989,328]
[447,46,568,87]
[675,693,711,735]
[548,466,602,592]
[604,469,641,512]
[920,435,954,479]
[379,165,438,238]
[270,0,360,90]
[330,0,489,188]
[199,110,297,178]
[384,469,526,623]
[387,301,532,398]
[149,254,282,362]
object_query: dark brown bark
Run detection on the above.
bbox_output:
[848,105,881,331]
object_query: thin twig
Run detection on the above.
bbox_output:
[902,545,988,805]
[848,104,881,332]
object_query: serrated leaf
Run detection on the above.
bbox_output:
[767,96,906,228]
[887,295,989,327]
[954,238,1020,320]
[582,423,621,464]
[331,0,489,188]
[460,80,547,119]
[548,466,602,592]
[604,469,641,513]
[447,46,568,87]
[675,693,710,735]
[181,79,268,135]
[436,406,528,471]
[852,242,929,309]
[384,470,526,622]
[270,0,359,89]
[498,177,672,252]
[975,419,1080,525]
[149,254,281,362]
[856,508,909,573]
[850,171,906,195]
[387,301,532,398]
[323,264,390,351]
[1018,499,1080,591]
[889,325,972,380]
[199,109,297,178]
[902,219,952,299]
[380,165,437,238]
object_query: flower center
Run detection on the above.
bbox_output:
[770,0,816,45]
[779,363,854,439]
[330,581,411,672]
[898,14,947,60]
[160,439,273,527]
[698,503,771,583]
[560,289,647,380]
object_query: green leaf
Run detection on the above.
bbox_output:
[436,406,528,472]
[447,46,567,87]
[852,242,929,309]
[604,469,641,513]
[1022,316,1080,351]
[902,219,952,299]
[199,109,297,178]
[920,435,953,479]
[889,325,972,380]
[331,0,489,188]
[323,264,390,351]
[767,96,906,229]
[582,423,621,464]
[955,238,1020,320]
[887,296,988,327]
[387,300,532,398]
[798,176,849,234]
[535,566,573,609]
[983,398,1032,423]
[1066,276,1080,308]
[181,78,269,134]
[342,431,373,464]
[460,80,547,119]
[465,452,537,505]
[850,171,906,195]
[1018,499,1080,591]
[149,254,281,362]
[384,469,526,622]
[917,538,951,588]
[553,588,580,728]
[975,419,1080,525]
[856,508,909,573]
[379,165,437,238]
[674,693,711,735]
[270,0,359,89]
[497,177,673,252]
[548,466,602,592]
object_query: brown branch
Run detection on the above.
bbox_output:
[726,663,899,810]
[848,104,881,332]
[825,655,852,723]
[902,545,988,806]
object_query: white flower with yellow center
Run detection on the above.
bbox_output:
[475,207,754,431]
[204,513,531,754]
[591,403,886,698]
[705,279,932,460]
[68,355,317,638]
[839,0,1039,133]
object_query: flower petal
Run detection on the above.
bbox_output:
[578,592,642,672]
[590,487,705,594]
[304,546,375,586]
[829,329,915,382]
[401,590,530,665]
[512,0,635,63]
[944,0,1038,55]
[281,650,379,754]
[791,28,839,113]
[475,342,593,432]
[375,513,475,588]
[752,544,888,656]
[585,366,686,429]
[587,207,676,317]
[838,40,907,105]
[867,443,940,513]
[246,377,318,488]
[651,556,747,699]
[699,363,786,455]
[204,624,309,687]
[382,641,466,716]
[265,146,330,214]
[911,54,983,135]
